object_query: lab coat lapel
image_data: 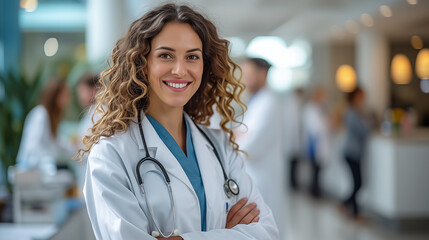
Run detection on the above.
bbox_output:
[185,114,218,229]
[132,112,195,194]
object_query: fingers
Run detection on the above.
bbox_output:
[240,207,260,225]
[226,198,261,229]
[228,202,257,227]
[251,216,260,223]
[227,198,248,222]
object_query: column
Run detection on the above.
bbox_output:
[356,29,390,119]
[86,0,128,64]
[0,0,20,73]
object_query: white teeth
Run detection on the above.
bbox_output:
[165,82,188,89]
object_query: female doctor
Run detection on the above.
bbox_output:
[78,3,279,240]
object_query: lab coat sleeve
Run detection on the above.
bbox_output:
[180,131,280,240]
[83,144,155,240]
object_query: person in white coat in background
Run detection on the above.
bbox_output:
[78,4,279,240]
[235,57,287,239]
[17,77,73,170]
[302,87,330,198]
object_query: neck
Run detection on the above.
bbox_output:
[146,104,186,148]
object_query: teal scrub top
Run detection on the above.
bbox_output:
[146,114,207,231]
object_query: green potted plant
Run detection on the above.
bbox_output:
[0,70,44,192]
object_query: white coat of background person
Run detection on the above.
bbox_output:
[302,87,330,198]
[79,4,279,240]
[235,58,287,239]
[17,78,73,170]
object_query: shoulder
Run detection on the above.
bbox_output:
[88,123,138,161]
[196,124,229,145]
[27,105,48,119]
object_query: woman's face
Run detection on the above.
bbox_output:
[146,22,204,111]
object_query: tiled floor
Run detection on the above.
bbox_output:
[284,192,429,240]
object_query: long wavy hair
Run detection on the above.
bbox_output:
[78,3,246,158]
[40,77,68,137]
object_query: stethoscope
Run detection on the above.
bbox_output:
[136,111,239,238]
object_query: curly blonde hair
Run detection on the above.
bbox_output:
[78,3,246,158]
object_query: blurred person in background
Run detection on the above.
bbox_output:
[74,73,99,197]
[303,87,330,198]
[16,77,74,170]
[77,73,99,139]
[339,87,371,221]
[284,88,304,191]
[236,57,286,238]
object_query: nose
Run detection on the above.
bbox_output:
[172,59,186,77]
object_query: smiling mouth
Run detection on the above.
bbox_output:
[163,81,191,89]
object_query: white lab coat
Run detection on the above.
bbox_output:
[16,105,73,170]
[84,112,279,240]
[236,88,287,238]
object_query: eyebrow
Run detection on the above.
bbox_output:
[155,46,202,53]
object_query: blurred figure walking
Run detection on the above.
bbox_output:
[284,88,304,191]
[340,87,371,220]
[303,87,329,198]
[236,57,286,238]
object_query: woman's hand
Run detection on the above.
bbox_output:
[226,197,260,229]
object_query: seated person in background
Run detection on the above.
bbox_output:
[17,77,73,170]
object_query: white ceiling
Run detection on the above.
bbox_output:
[128,0,429,43]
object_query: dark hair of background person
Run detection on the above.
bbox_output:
[346,86,363,104]
[78,73,99,88]
[245,57,272,71]
[39,77,67,137]
[78,3,246,158]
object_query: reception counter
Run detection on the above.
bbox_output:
[366,129,429,229]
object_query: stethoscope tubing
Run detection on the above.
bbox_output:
[135,110,239,236]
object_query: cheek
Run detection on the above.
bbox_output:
[147,65,166,85]
[191,65,204,84]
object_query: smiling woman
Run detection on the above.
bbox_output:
[146,22,203,114]
[77,3,279,240]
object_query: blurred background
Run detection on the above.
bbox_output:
[0,0,428,239]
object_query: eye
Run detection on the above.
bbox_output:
[159,53,172,59]
[187,55,200,60]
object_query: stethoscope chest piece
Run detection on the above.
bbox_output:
[224,178,239,198]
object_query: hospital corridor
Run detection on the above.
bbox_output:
[1,0,429,239]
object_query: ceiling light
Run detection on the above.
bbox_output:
[411,35,423,50]
[380,5,392,18]
[336,65,357,92]
[407,0,418,5]
[391,54,412,84]
[44,38,59,57]
[416,49,429,79]
[20,0,38,12]
[360,14,374,27]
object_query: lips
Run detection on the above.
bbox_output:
[164,81,189,89]
[162,80,191,90]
